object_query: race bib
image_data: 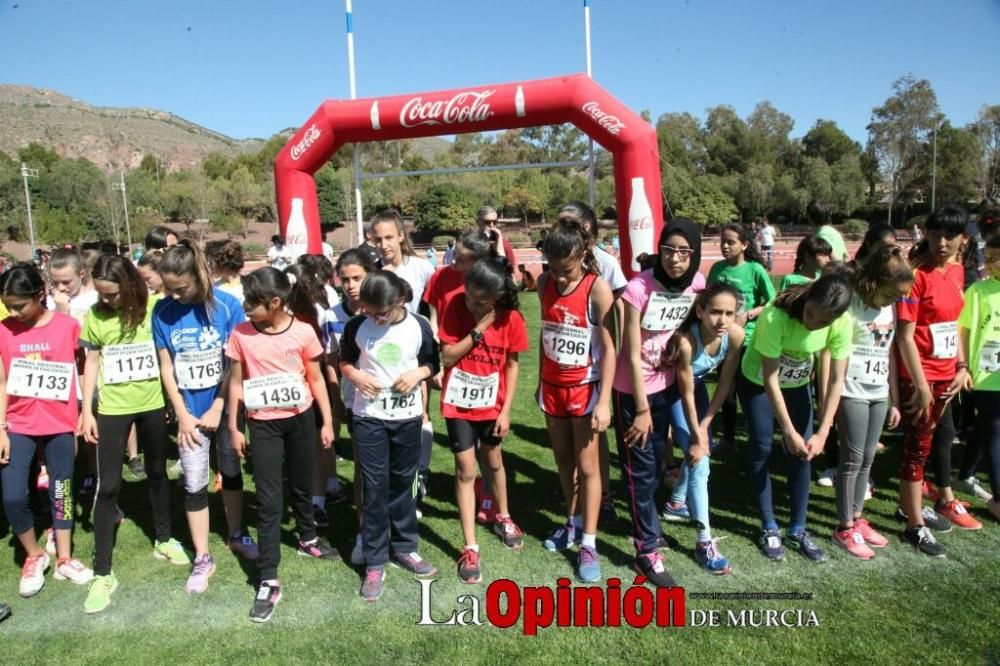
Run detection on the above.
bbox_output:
[6,358,74,401]
[365,387,422,420]
[175,349,223,390]
[443,370,499,410]
[980,340,1000,373]
[759,354,813,388]
[640,293,695,332]
[243,373,308,412]
[930,321,958,359]
[542,321,590,367]
[847,346,890,385]
[102,341,159,384]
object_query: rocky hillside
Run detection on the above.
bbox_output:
[0,84,265,171]
[0,84,454,172]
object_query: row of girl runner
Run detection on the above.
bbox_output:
[1,201,998,624]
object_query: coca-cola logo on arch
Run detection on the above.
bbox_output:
[290,124,322,161]
[582,101,626,136]
[400,90,495,128]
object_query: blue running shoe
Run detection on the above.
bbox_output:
[577,546,601,583]
[695,539,733,575]
[543,523,577,551]
[661,501,691,523]
[759,528,786,561]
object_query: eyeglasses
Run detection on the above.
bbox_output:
[659,245,694,258]
[480,218,498,226]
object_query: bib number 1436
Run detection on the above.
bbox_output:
[243,373,307,411]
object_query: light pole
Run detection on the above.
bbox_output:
[931,118,943,211]
[112,172,133,251]
[20,163,38,261]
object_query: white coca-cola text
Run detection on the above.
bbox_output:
[629,217,653,231]
[290,124,322,161]
[399,90,495,128]
[582,101,626,136]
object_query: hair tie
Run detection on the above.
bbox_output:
[286,272,298,286]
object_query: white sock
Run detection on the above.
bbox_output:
[581,532,597,549]
[312,496,325,508]
[466,544,479,552]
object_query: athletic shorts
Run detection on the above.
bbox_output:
[536,381,599,418]
[445,418,502,454]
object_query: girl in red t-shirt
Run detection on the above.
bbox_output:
[439,260,528,584]
[0,264,92,598]
[896,205,980,557]
[536,217,615,583]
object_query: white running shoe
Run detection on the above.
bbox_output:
[54,558,94,585]
[817,469,836,487]
[19,553,50,597]
[954,475,992,502]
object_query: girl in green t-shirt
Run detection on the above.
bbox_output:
[738,273,854,563]
[80,255,186,614]
[958,235,1000,523]
[778,235,833,292]
[707,223,776,449]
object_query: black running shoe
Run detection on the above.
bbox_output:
[894,506,952,533]
[297,537,340,561]
[633,550,676,588]
[250,581,282,623]
[785,530,828,563]
[902,525,946,558]
[758,529,786,561]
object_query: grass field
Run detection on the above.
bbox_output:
[2,295,1000,664]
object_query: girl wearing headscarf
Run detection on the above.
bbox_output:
[611,218,704,587]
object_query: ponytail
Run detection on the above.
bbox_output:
[544,215,598,275]
[465,259,519,311]
[158,239,214,307]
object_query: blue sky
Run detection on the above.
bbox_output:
[1,0,997,143]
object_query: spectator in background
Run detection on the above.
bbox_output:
[144,226,178,251]
[443,239,455,266]
[358,222,381,266]
[426,245,438,268]
[476,206,520,282]
[757,217,776,272]
[267,234,293,270]
[132,244,145,262]
[808,200,847,262]
[322,233,335,262]
[911,224,923,245]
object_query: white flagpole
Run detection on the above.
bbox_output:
[584,0,596,209]
[347,0,364,246]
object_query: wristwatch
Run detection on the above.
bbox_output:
[470,329,484,345]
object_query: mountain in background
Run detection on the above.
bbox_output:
[0,84,452,171]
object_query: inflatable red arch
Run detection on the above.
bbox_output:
[274,73,662,278]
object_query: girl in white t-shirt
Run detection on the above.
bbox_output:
[832,247,913,559]
[370,209,437,511]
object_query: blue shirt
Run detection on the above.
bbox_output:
[152,288,245,417]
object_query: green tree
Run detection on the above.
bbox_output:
[971,104,1000,200]
[414,183,479,232]
[802,119,861,164]
[917,122,982,205]
[867,75,939,224]
[17,142,60,171]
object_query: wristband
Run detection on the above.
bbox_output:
[956,362,969,371]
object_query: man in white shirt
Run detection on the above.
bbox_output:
[757,217,776,272]
[267,235,293,270]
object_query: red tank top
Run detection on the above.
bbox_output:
[540,272,602,386]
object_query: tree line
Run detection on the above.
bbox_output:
[0,75,996,250]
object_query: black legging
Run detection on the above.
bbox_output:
[93,408,172,576]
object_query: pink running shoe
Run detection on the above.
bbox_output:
[186,554,216,595]
[832,527,874,560]
[853,518,888,548]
